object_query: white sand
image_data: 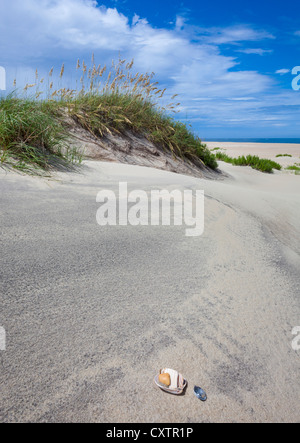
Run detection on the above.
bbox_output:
[206,141,300,169]
[0,144,300,423]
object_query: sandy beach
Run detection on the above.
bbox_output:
[206,141,300,169]
[0,142,299,423]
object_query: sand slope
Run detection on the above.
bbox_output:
[0,154,299,423]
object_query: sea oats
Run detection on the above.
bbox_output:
[126,59,134,70]
[24,84,36,91]
[60,64,65,78]
[99,67,105,77]
[92,65,97,78]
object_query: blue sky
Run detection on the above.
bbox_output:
[0,0,300,139]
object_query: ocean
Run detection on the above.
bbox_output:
[204,138,300,144]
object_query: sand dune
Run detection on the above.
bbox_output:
[0,144,299,423]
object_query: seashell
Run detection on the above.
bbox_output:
[154,368,187,395]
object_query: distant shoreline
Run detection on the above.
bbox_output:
[205,141,300,170]
[204,138,300,144]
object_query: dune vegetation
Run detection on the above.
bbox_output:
[213,151,282,173]
[0,57,217,174]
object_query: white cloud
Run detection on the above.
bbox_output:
[175,16,187,31]
[0,0,298,134]
[0,0,130,56]
[275,69,290,75]
[199,25,275,45]
[237,48,273,56]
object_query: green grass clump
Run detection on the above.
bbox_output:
[276,154,292,158]
[0,96,82,172]
[286,165,300,171]
[214,152,282,173]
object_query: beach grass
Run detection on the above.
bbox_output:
[214,152,282,173]
[0,96,84,173]
[0,57,217,173]
[286,165,300,172]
